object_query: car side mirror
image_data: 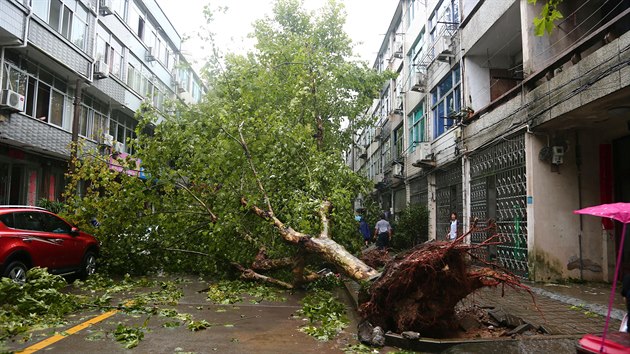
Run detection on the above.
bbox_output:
[70,227,80,236]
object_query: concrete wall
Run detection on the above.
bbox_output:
[463,94,526,152]
[464,57,491,110]
[529,31,630,128]
[460,0,517,54]
[0,0,26,41]
[526,131,605,282]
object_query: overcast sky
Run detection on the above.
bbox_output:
[157,0,398,70]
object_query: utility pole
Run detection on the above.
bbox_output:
[68,79,82,185]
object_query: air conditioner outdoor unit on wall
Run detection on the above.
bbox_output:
[418,142,432,161]
[393,163,403,177]
[103,133,114,147]
[393,42,403,59]
[436,36,455,62]
[373,127,382,142]
[114,141,125,153]
[94,59,109,79]
[99,0,113,16]
[0,89,25,112]
[411,72,426,93]
[146,47,156,62]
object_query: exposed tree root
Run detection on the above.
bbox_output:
[358,225,534,337]
[359,248,392,269]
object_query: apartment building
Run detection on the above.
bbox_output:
[0,0,204,205]
[351,0,630,281]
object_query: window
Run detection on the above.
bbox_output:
[110,111,137,154]
[128,2,144,39]
[409,104,426,151]
[111,0,127,18]
[0,213,14,228]
[39,213,71,233]
[13,212,44,232]
[31,0,89,51]
[431,65,461,138]
[394,125,404,160]
[70,2,88,49]
[382,137,391,167]
[50,90,64,126]
[96,25,125,79]
[78,95,109,140]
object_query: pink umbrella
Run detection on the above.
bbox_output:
[574,202,630,352]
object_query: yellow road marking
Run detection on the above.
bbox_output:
[17,301,133,354]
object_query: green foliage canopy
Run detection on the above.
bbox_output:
[65,0,393,276]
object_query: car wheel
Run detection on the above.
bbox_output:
[80,251,97,280]
[4,261,28,283]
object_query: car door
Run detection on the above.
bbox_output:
[37,212,83,268]
[12,211,66,269]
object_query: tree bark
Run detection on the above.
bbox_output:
[242,197,379,281]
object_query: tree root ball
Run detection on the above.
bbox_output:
[358,240,524,337]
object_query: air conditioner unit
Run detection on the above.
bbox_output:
[436,36,455,62]
[418,142,432,161]
[393,42,403,59]
[103,133,114,147]
[94,59,109,79]
[113,141,125,153]
[392,163,403,177]
[146,47,156,62]
[373,127,382,141]
[0,89,25,112]
[358,148,368,159]
[411,72,426,92]
[174,80,185,93]
[99,0,113,15]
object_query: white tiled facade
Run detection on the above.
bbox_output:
[0,0,204,204]
[351,0,630,281]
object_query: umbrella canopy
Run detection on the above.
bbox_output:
[574,202,630,224]
[574,202,630,352]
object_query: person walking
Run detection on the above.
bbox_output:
[358,216,371,246]
[447,212,458,241]
[374,213,392,250]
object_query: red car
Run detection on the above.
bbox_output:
[0,206,99,282]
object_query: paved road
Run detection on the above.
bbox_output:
[5,276,628,354]
[6,278,359,354]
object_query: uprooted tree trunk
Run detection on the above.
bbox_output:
[358,235,530,337]
[232,124,529,335]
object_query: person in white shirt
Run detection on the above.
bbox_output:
[373,213,392,250]
[447,212,458,241]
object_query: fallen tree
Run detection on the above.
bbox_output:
[63,0,533,337]
[358,234,531,337]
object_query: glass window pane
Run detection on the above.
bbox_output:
[49,0,62,31]
[71,19,86,49]
[31,0,49,21]
[62,6,72,38]
[80,108,88,136]
[50,90,64,126]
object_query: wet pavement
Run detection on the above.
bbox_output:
[4,277,359,354]
[3,276,629,353]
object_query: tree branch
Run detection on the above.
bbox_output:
[240,197,309,244]
[231,263,293,289]
[318,201,332,238]
[174,172,218,222]
[236,122,274,215]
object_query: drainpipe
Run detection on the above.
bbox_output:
[576,131,584,281]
